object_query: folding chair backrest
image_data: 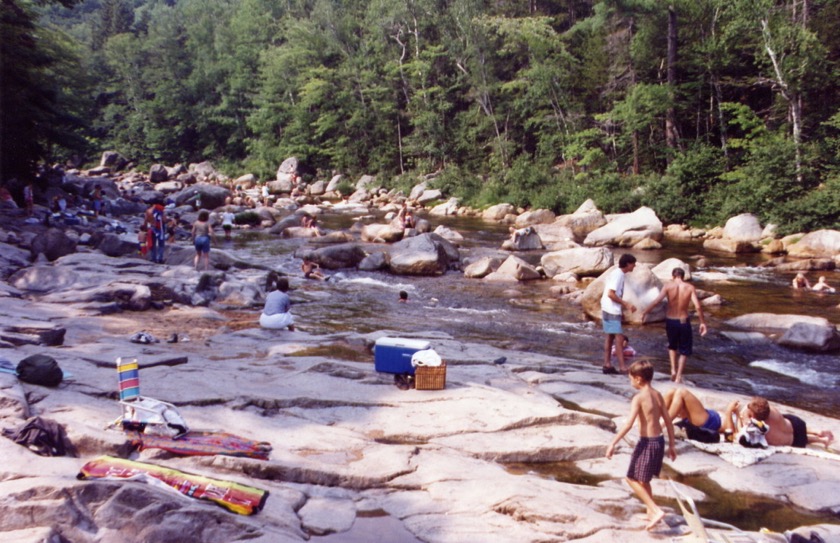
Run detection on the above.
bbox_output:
[117,357,140,402]
[669,479,711,543]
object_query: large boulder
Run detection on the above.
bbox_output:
[540,247,613,278]
[532,223,578,251]
[149,164,169,183]
[173,183,231,210]
[778,322,840,352]
[726,313,832,332]
[555,210,608,242]
[580,264,663,324]
[651,258,692,282]
[388,233,459,276]
[276,157,299,178]
[326,174,343,193]
[483,203,516,221]
[463,257,502,279]
[484,255,542,282]
[297,243,367,270]
[514,209,556,229]
[97,234,139,258]
[361,223,405,243]
[787,230,840,259]
[100,151,128,171]
[267,178,293,194]
[702,238,760,254]
[428,197,460,216]
[189,161,220,182]
[30,228,77,262]
[416,189,443,206]
[583,207,663,247]
[723,213,763,242]
[154,181,184,193]
[502,228,543,251]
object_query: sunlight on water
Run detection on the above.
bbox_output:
[750,359,838,388]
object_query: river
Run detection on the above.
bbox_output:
[226,211,840,417]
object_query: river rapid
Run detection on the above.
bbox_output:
[225,212,840,417]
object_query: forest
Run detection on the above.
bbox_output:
[2,0,840,233]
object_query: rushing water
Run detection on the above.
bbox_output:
[227,212,840,417]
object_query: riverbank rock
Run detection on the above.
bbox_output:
[583,206,663,247]
[463,257,501,279]
[483,255,541,282]
[482,203,515,221]
[387,233,459,275]
[787,229,840,259]
[502,228,543,251]
[513,209,555,228]
[555,202,607,241]
[725,313,834,332]
[651,258,691,282]
[778,322,840,352]
[540,247,612,278]
[580,264,663,324]
[723,213,763,242]
[173,183,231,210]
[298,243,367,270]
[702,238,759,254]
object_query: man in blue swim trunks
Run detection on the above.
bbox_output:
[664,388,728,441]
[641,267,707,383]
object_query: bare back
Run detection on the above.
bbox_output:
[662,279,698,320]
[634,385,666,438]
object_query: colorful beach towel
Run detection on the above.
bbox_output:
[686,441,840,468]
[126,431,272,460]
[77,456,269,515]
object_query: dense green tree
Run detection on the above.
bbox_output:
[1,0,87,182]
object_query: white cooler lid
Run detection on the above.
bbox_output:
[375,337,431,350]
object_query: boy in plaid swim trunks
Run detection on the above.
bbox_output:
[606,360,676,531]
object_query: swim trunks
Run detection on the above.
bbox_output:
[700,409,722,433]
[666,317,693,356]
[602,311,622,335]
[627,435,665,483]
[783,414,808,448]
[194,235,211,253]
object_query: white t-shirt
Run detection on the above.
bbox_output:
[600,267,625,315]
[222,212,235,226]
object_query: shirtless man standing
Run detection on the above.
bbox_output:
[641,267,707,383]
[727,397,834,448]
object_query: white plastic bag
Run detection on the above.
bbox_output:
[411,349,442,367]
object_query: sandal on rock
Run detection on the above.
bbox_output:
[602,366,619,375]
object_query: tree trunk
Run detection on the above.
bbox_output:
[665,5,680,156]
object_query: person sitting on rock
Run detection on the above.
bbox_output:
[811,276,836,293]
[301,258,326,281]
[792,273,811,289]
[260,273,295,331]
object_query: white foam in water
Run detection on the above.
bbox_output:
[342,277,416,292]
[694,266,775,283]
[750,359,836,387]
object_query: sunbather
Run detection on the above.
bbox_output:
[727,397,834,449]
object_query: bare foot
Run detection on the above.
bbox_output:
[670,374,676,382]
[645,509,665,531]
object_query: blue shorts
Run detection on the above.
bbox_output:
[666,317,693,356]
[602,311,623,335]
[194,235,211,253]
[701,409,722,432]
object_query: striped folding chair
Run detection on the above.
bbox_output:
[114,357,188,438]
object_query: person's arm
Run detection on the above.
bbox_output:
[607,289,636,313]
[691,289,708,336]
[606,396,640,458]
[641,287,668,321]
[723,400,741,434]
[659,393,677,461]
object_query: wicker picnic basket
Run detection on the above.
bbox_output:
[414,362,446,390]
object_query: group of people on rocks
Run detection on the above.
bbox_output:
[599,253,836,531]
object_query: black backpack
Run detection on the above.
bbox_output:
[17,354,63,387]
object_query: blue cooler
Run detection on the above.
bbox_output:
[374,337,431,374]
